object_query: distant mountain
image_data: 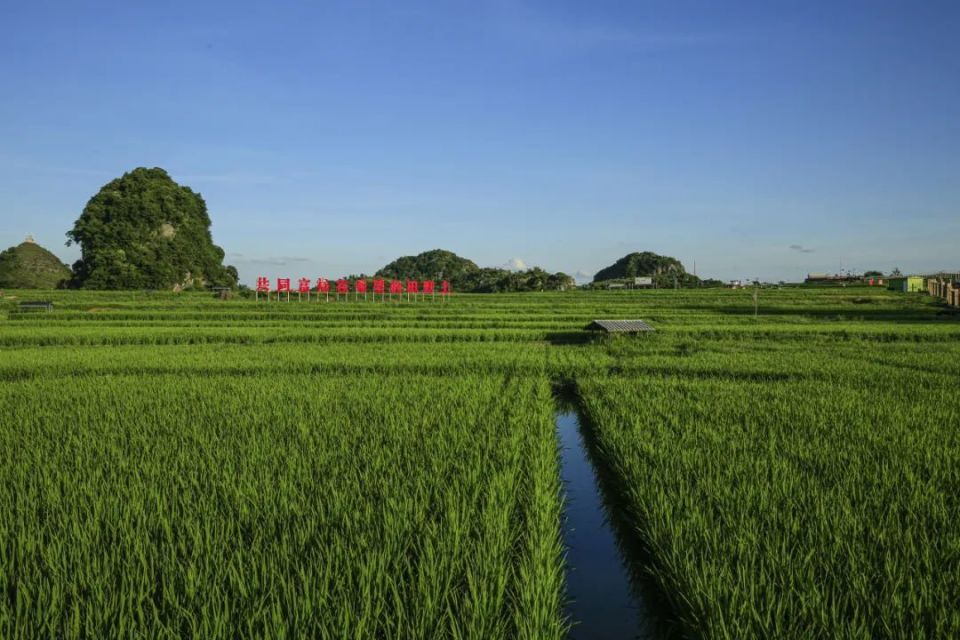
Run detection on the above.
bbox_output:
[0,239,71,289]
[375,249,575,292]
[592,252,686,282]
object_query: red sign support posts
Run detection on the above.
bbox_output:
[317,277,330,302]
[406,280,419,302]
[441,280,450,302]
[335,279,348,301]
[277,278,291,302]
[373,279,385,302]
[389,279,402,302]
[423,280,435,301]
[255,276,270,301]
[355,279,368,301]
[298,277,311,302]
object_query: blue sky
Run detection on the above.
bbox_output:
[1,0,958,283]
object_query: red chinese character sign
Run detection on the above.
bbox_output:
[277,278,291,302]
[253,275,451,304]
[256,276,270,301]
[405,280,419,301]
[389,280,402,298]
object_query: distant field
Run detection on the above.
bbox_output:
[1,288,957,638]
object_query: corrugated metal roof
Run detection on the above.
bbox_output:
[587,319,655,333]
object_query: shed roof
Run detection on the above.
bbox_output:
[586,319,655,333]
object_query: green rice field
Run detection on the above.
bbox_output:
[1,288,958,638]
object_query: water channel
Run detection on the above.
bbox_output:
[556,398,671,639]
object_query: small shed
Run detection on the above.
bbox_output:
[17,301,54,312]
[887,276,925,293]
[586,319,655,334]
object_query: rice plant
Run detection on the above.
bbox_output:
[1,285,955,637]
[0,374,566,638]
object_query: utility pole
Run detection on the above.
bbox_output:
[753,286,759,318]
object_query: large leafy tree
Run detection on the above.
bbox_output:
[67,168,236,289]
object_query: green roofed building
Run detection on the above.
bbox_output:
[887,276,925,293]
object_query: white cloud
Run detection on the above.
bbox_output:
[502,257,528,271]
[574,270,593,283]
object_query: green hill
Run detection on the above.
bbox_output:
[592,251,686,282]
[375,249,479,290]
[374,249,575,292]
[0,240,71,289]
[590,251,715,288]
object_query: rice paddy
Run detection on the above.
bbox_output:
[1,287,957,638]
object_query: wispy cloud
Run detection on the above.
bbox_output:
[230,255,311,266]
[491,3,729,52]
[789,244,815,254]
[0,155,115,179]
[177,172,285,186]
[538,26,726,50]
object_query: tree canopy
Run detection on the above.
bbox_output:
[66,168,237,290]
[0,240,72,289]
